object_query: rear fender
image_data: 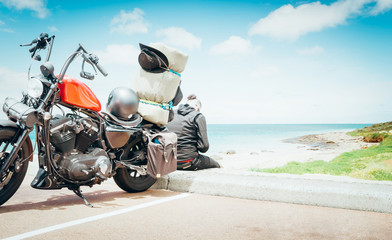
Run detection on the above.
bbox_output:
[0,120,34,162]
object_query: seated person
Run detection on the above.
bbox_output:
[167,94,220,170]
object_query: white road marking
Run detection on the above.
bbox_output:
[2,193,190,240]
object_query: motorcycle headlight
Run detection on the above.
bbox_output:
[27,78,43,98]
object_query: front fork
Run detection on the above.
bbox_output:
[0,127,32,177]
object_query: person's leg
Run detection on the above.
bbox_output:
[193,154,220,170]
[177,155,220,170]
[177,158,200,170]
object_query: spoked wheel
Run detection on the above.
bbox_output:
[0,128,31,206]
[114,141,156,193]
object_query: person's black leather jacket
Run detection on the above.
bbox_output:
[166,104,209,161]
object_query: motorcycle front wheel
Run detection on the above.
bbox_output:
[114,143,156,193]
[0,127,31,206]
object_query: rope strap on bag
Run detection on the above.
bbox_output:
[139,99,173,110]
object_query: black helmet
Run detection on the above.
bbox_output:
[107,87,139,120]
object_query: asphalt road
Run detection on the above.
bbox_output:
[0,165,391,240]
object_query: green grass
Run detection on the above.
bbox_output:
[253,124,392,181]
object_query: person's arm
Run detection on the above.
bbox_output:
[195,114,209,153]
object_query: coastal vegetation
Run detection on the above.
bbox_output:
[349,121,392,143]
[254,122,392,181]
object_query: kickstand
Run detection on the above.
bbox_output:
[73,187,93,208]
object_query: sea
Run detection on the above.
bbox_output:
[28,124,371,155]
[207,124,371,155]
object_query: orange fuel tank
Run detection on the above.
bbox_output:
[58,75,101,112]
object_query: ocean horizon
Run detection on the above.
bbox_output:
[207,123,371,155]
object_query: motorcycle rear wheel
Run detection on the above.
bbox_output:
[114,143,156,193]
[0,128,31,206]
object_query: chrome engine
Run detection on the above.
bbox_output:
[49,114,112,181]
[59,148,111,181]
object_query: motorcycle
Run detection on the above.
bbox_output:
[0,33,163,207]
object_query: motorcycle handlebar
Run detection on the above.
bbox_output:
[95,62,108,76]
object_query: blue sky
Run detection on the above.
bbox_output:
[0,0,392,123]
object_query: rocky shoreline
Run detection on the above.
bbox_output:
[213,131,377,171]
[284,131,375,151]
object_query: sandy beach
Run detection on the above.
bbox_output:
[211,131,378,171]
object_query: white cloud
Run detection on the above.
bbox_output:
[156,27,202,50]
[48,26,58,32]
[249,0,372,41]
[110,8,148,35]
[297,45,325,56]
[371,0,392,14]
[210,36,260,56]
[95,44,139,66]
[0,0,49,19]
[0,28,13,33]
[0,19,13,32]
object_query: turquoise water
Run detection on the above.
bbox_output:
[207,124,371,154]
[28,124,371,154]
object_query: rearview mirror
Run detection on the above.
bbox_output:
[80,58,95,80]
[40,62,55,79]
[33,54,41,61]
[80,71,94,80]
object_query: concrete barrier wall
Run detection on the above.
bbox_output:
[152,169,392,213]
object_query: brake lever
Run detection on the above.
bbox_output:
[20,43,33,47]
[81,53,92,64]
[20,37,40,48]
